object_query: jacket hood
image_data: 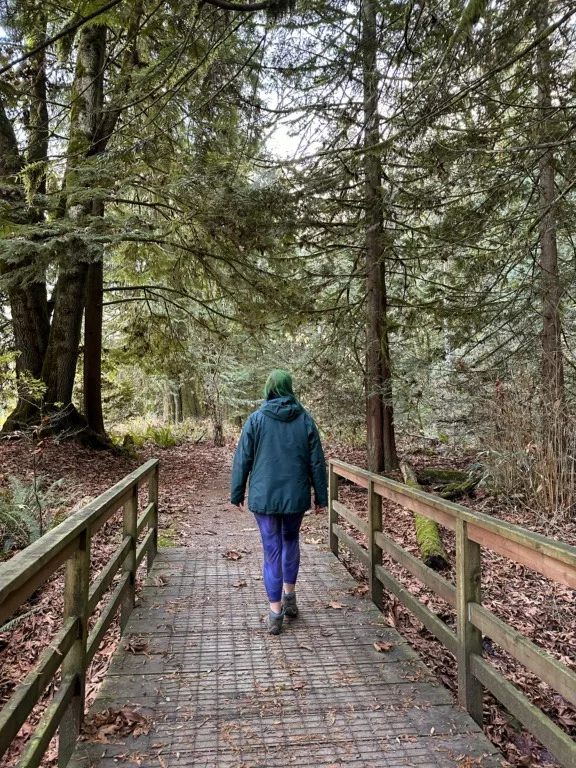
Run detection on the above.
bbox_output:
[260,397,303,422]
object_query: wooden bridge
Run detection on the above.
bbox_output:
[0,458,575,767]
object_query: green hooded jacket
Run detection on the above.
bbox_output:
[230,397,328,514]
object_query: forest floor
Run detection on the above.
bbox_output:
[0,437,574,767]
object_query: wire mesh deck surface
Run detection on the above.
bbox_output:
[70,544,504,767]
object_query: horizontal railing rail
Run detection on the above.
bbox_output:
[328,459,576,768]
[0,458,159,768]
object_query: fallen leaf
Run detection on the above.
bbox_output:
[124,638,150,655]
[82,707,152,743]
[222,550,242,561]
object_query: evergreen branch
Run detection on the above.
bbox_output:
[0,0,125,77]
[366,6,576,156]
[202,0,290,11]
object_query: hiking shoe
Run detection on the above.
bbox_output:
[282,591,298,618]
[266,609,284,635]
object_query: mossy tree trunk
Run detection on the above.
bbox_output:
[362,0,398,472]
[400,461,448,571]
[0,24,51,432]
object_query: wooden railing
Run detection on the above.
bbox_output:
[329,459,576,768]
[0,458,159,768]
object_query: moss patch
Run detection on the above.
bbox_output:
[414,513,448,569]
[418,468,468,485]
[158,527,177,548]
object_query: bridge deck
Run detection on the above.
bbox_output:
[71,543,503,768]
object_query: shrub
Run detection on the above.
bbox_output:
[0,475,67,553]
[479,376,576,521]
[145,425,177,448]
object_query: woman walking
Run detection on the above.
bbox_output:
[230,370,328,635]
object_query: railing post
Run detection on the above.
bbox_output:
[58,528,91,767]
[328,463,339,557]
[121,485,138,633]
[147,463,159,571]
[456,518,483,726]
[368,479,383,610]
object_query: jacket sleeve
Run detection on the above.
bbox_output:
[308,417,328,507]
[230,417,255,505]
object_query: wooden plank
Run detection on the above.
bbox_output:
[328,464,339,557]
[330,460,576,589]
[471,655,576,768]
[86,574,130,664]
[373,479,457,531]
[0,459,159,624]
[0,617,77,760]
[15,674,76,768]
[121,486,138,633]
[147,465,159,571]
[332,524,370,567]
[136,529,155,570]
[333,499,369,536]
[467,523,576,590]
[332,462,370,489]
[374,531,457,607]
[456,519,483,726]
[470,603,576,707]
[88,536,131,614]
[0,539,78,627]
[368,479,383,610]
[137,503,155,537]
[375,564,458,655]
[59,529,91,766]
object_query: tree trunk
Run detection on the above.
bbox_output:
[180,386,192,419]
[42,25,107,413]
[42,263,90,406]
[163,385,172,422]
[83,259,105,435]
[213,420,225,447]
[400,462,448,571]
[0,30,51,430]
[174,385,183,423]
[27,9,49,209]
[535,0,564,411]
[362,0,398,472]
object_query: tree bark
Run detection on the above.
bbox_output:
[174,384,183,423]
[42,264,90,406]
[535,0,564,411]
[0,50,50,429]
[83,259,105,435]
[42,25,107,412]
[362,0,398,472]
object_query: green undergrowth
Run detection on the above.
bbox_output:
[110,418,216,453]
[0,476,69,556]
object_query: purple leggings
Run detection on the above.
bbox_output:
[254,513,305,602]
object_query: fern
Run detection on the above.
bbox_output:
[0,607,42,634]
[0,475,68,551]
[145,425,177,448]
[0,505,42,547]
